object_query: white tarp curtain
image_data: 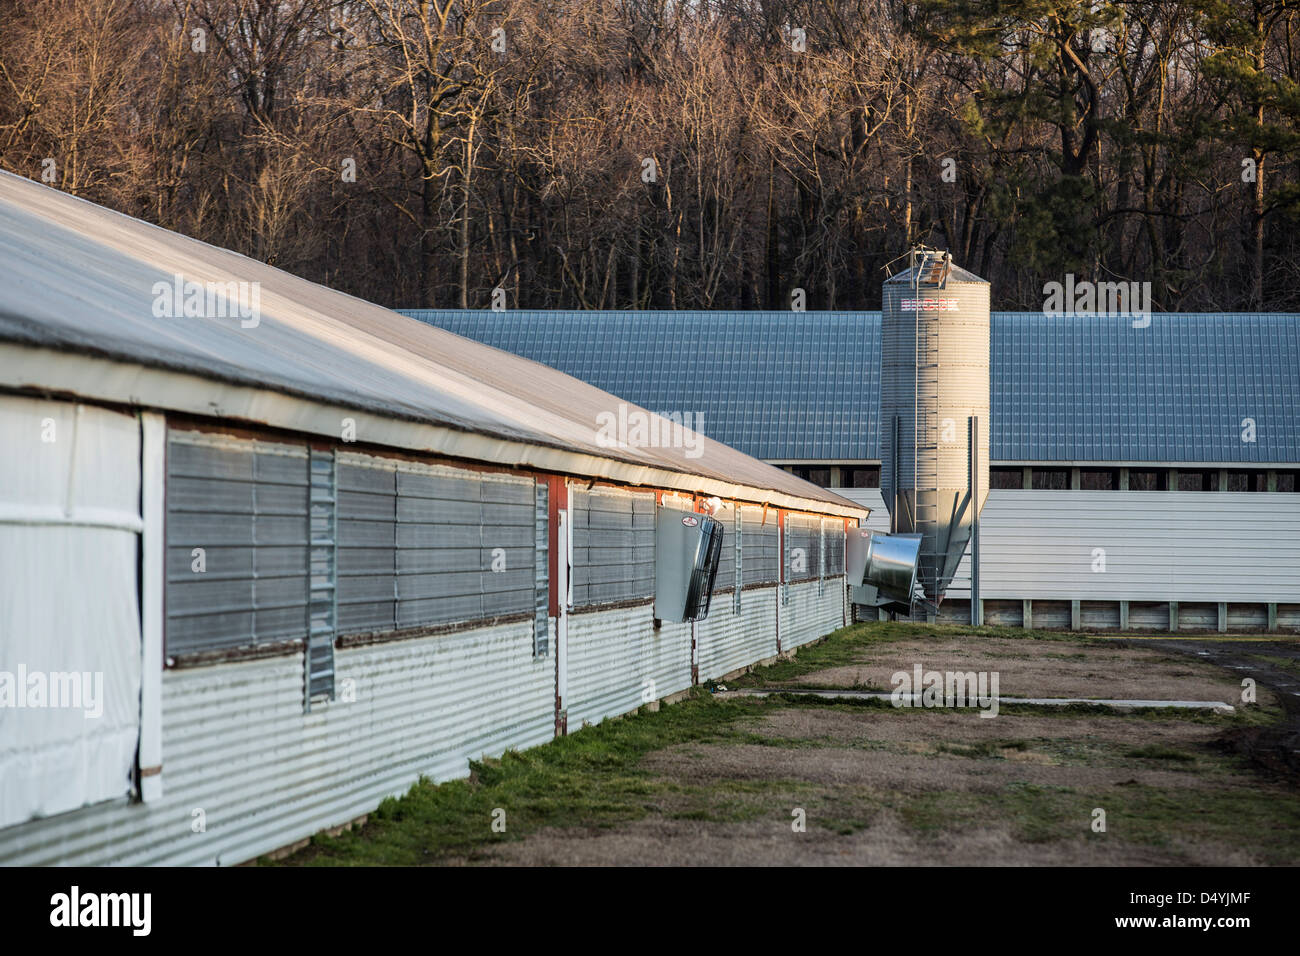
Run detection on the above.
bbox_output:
[0,396,142,829]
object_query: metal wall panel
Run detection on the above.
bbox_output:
[335,452,535,633]
[978,490,1300,601]
[166,430,310,656]
[823,518,845,576]
[732,506,744,612]
[785,513,821,582]
[336,456,397,632]
[569,486,655,606]
[478,477,536,618]
[843,487,1300,606]
[697,585,779,681]
[711,502,736,594]
[0,620,554,865]
[832,488,892,532]
[739,505,779,585]
[563,603,692,729]
[779,577,845,651]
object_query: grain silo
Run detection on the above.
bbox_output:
[881,248,990,607]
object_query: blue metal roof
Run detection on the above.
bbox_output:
[403,310,1300,464]
[993,312,1300,464]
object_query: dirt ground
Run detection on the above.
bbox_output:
[771,634,1244,703]
[468,633,1300,866]
[477,812,1265,867]
[287,626,1300,867]
[1135,637,1300,782]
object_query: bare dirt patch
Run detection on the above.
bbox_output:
[475,811,1267,867]
[741,706,1222,751]
[786,635,1242,703]
[640,739,1214,793]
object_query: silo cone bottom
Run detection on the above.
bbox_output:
[892,487,983,604]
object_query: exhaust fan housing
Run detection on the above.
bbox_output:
[654,507,724,623]
[846,528,922,615]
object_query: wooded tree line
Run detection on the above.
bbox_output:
[3,0,1299,311]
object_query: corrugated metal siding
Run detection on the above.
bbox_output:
[779,578,845,650]
[740,505,779,585]
[478,477,537,617]
[697,585,779,681]
[569,486,655,606]
[731,505,744,611]
[0,620,553,865]
[165,430,310,656]
[3,555,851,865]
[563,604,692,729]
[978,490,1300,601]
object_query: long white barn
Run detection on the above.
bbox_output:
[0,172,865,864]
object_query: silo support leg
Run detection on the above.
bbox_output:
[1268,604,1277,632]
[1218,603,1227,633]
[1070,600,1081,631]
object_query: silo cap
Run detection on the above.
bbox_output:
[884,248,989,285]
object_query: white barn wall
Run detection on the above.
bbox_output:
[0,619,553,866]
[835,488,892,532]
[978,490,1300,602]
[828,487,1300,606]
[2,575,852,866]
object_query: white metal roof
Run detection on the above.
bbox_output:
[0,171,864,517]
